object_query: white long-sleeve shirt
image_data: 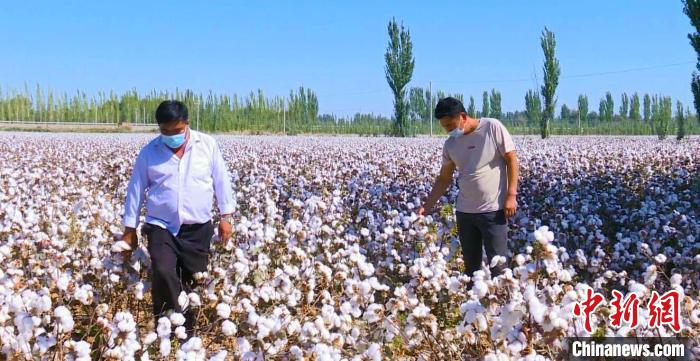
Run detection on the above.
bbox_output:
[122,130,236,235]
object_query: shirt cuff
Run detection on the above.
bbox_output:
[218,202,237,216]
[122,215,139,229]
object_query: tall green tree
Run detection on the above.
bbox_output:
[619,93,629,120]
[683,0,700,124]
[525,90,542,127]
[605,92,614,121]
[653,96,672,140]
[408,87,428,122]
[481,91,489,118]
[540,27,560,139]
[630,93,641,122]
[676,101,686,140]
[560,104,570,121]
[599,98,607,123]
[643,93,651,122]
[489,89,502,119]
[467,96,477,118]
[384,18,415,137]
[578,95,588,123]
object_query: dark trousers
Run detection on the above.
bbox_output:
[141,221,213,333]
[456,209,509,277]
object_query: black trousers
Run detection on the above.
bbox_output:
[456,209,509,277]
[141,221,213,333]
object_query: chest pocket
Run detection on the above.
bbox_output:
[188,152,212,184]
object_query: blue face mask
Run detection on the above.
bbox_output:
[161,129,187,148]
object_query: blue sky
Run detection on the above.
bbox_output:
[0,1,695,117]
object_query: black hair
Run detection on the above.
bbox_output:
[434,97,466,119]
[155,100,189,124]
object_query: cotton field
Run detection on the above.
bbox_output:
[0,133,698,361]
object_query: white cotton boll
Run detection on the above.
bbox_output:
[412,304,430,318]
[115,312,136,333]
[216,303,231,319]
[96,303,109,317]
[157,317,172,338]
[287,320,301,335]
[690,310,700,325]
[237,337,252,354]
[670,274,682,287]
[159,338,171,357]
[247,311,259,326]
[514,254,526,266]
[545,230,554,243]
[360,228,370,237]
[209,351,228,361]
[174,326,187,339]
[628,281,648,296]
[188,293,201,307]
[54,306,74,333]
[34,334,57,355]
[57,274,70,291]
[642,265,657,286]
[256,318,273,340]
[490,255,506,268]
[528,297,545,324]
[534,226,553,245]
[222,320,237,336]
[134,282,145,300]
[11,296,28,317]
[484,351,510,361]
[178,291,189,310]
[290,345,304,359]
[170,312,186,327]
[35,294,52,313]
[109,274,120,283]
[111,240,132,253]
[557,269,572,282]
[654,254,667,264]
[363,304,383,323]
[143,332,158,346]
[364,343,381,361]
[73,285,93,305]
[472,280,488,298]
[72,340,92,359]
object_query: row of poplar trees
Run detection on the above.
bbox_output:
[385,11,697,140]
[0,86,319,133]
[406,88,503,123]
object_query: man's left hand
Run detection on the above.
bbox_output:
[218,217,232,242]
[504,194,517,219]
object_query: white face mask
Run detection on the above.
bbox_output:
[448,128,464,138]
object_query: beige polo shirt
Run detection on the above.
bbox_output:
[442,117,515,213]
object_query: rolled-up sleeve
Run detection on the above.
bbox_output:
[211,141,236,215]
[122,150,148,228]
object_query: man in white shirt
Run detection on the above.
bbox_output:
[120,100,236,335]
[419,97,519,278]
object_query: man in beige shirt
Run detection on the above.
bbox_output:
[419,97,519,277]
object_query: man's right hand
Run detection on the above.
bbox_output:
[120,227,138,260]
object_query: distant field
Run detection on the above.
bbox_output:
[0,121,157,133]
